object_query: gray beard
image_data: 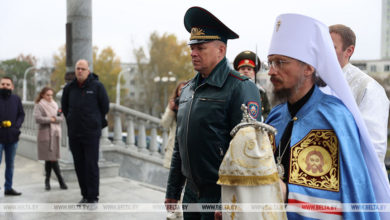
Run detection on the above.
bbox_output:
[273,88,289,103]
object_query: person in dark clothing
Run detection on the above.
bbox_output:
[165,7,261,220]
[0,76,25,196]
[61,59,109,204]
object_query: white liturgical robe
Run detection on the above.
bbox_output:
[218,124,286,220]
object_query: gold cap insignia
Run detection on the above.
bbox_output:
[191,27,205,38]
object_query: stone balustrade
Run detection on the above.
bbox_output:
[108,103,168,157]
[21,102,168,159]
[19,102,170,187]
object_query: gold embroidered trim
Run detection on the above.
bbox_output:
[288,129,339,192]
[190,27,221,40]
[269,133,276,153]
[227,195,238,220]
[217,173,279,186]
[190,35,221,40]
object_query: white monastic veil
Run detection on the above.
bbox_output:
[268,13,390,219]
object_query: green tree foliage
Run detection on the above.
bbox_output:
[133,32,194,115]
[0,54,37,99]
[51,45,122,102]
[93,46,122,102]
[51,46,66,93]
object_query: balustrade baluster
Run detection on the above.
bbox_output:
[113,110,124,146]
[161,128,168,158]
[26,106,31,135]
[100,126,112,146]
[137,119,148,152]
[126,115,136,150]
[149,124,159,156]
[29,105,34,135]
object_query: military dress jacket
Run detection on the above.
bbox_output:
[166,58,262,200]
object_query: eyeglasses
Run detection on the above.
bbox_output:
[267,59,292,70]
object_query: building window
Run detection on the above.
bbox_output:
[130,92,135,97]
[385,65,390,72]
[353,63,367,70]
[370,65,377,72]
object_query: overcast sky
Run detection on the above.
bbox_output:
[0,0,383,67]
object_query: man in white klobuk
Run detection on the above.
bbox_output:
[265,13,389,219]
[218,105,287,220]
[326,24,389,179]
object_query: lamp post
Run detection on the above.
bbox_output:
[22,66,35,102]
[116,68,130,105]
[154,71,176,107]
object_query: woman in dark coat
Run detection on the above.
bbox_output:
[33,87,67,190]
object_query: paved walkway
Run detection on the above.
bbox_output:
[0,155,172,220]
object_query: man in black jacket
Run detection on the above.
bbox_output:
[0,76,25,196]
[61,59,109,204]
[165,7,261,219]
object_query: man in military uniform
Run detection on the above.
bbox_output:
[164,6,261,220]
[233,51,271,120]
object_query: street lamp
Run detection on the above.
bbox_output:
[116,68,131,105]
[154,72,177,107]
[23,66,35,102]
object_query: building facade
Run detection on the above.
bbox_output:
[352,59,390,75]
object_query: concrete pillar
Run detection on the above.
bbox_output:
[66,0,93,82]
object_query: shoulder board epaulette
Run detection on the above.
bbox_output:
[181,80,192,89]
[229,70,249,81]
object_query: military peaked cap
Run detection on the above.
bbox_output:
[233,50,261,72]
[184,6,239,45]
